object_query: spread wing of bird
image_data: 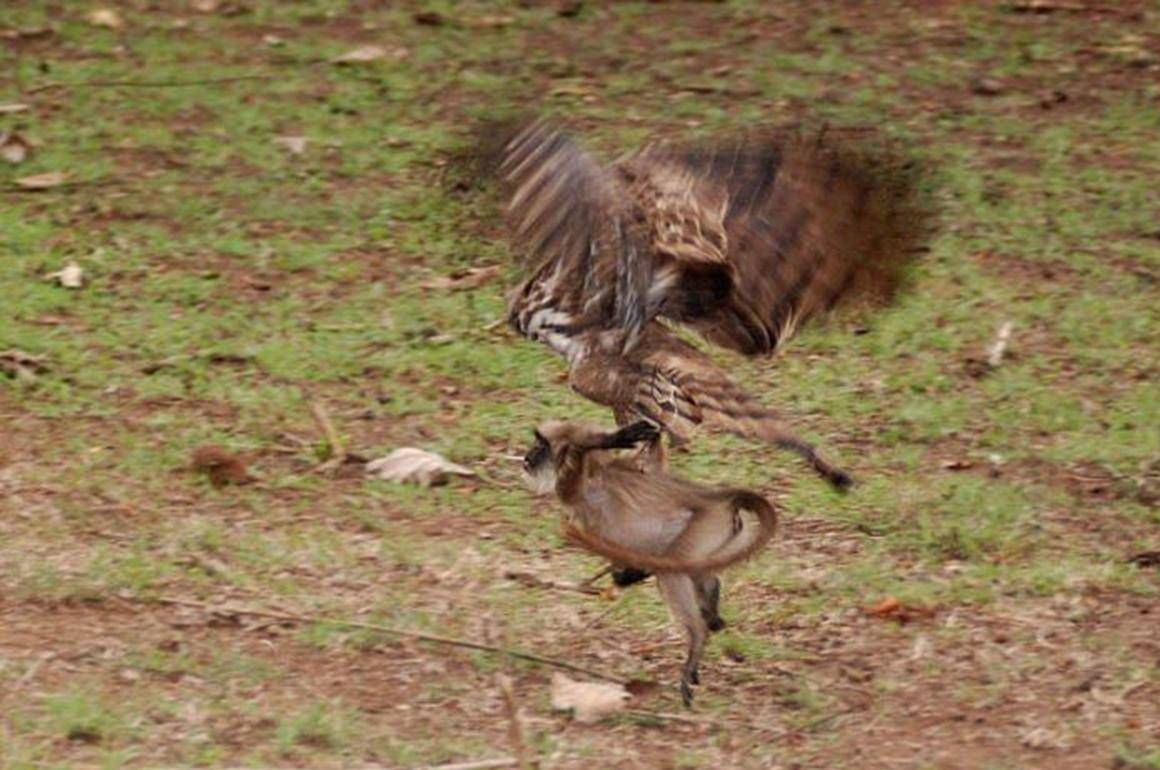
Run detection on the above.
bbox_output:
[498,120,652,347]
[485,118,929,484]
[616,130,926,355]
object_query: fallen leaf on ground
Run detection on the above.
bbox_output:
[465,15,516,28]
[365,448,475,487]
[0,103,31,115]
[413,11,445,25]
[0,350,49,382]
[332,45,386,63]
[0,27,55,41]
[1020,726,1070,750]
[865,595,936,624]
[1128,551,1159,568]
[46,262,83,288]
[273,136,307,155]
[191,446,252,487]
[557,0,584,17]
[191,0,220,10]
[1010,0,1085,12]
[421,265,502,291]
[549,673,630,723]
[623,679,659,698]
[331,45,407,64]
[970,76,1004,96]
[87,8,124,29]
[0,131,31,164]
[15,171,69,190]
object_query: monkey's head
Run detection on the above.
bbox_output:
[522,421,569,496]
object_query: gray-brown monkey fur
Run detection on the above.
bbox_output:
[522,419,778,706]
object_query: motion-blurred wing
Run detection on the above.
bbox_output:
[620,130,929,356]
[497,120,651,342]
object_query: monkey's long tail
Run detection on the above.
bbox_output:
[563,490,778,575]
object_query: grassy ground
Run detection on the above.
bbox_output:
[1,1,1158,768]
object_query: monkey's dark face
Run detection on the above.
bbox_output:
[522,430,556,496]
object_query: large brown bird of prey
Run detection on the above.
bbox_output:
[492,119,929,488]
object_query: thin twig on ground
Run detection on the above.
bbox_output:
[504,570,604,596]
[310,401,347,468]
[581,564,614,585]
[149,595,625,684]
[28,75,274,92]
[418,758,519,770]
[497,674,537,770]
[583,590,631,631]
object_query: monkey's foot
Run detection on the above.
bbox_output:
[707,616,726,633]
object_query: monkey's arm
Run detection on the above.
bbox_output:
[596,421,660,450]
[555,422,659,503]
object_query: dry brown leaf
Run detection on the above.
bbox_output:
[87,8,124,29]
[15,171,68,190]
[365,448,475,487]
[421,265,502,291]
[0,131,31,164]
[549,673,630,723]
[0,103,31,115]
[47,262,83,289]
[413,10,445,25]
[192,446,252,487]
[273,136,307,155]
[557,0,584,18]
[191,0,221,11]
[865,595,936,624]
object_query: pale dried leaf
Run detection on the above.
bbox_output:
[366,448,475,487]
[47,262,84,289]
[421,265,502,291]
[0,103,31,115]
[87,8,124,29]
[273,136,307,155]
[0,131,31,164]
[0,350,49,382]
[987,321,1013,367]
[465,15,515,28]
[331,45,407,64]
[15,171,68,190]
[191,0,220,11]
[1021,726,1070,750]
[549,673,630,723]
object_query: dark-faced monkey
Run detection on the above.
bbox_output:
[523,419,778,706]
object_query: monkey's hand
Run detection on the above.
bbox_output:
[602,420,661,450]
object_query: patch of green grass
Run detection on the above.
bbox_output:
[42,689,136,747]
[1,0,1157,766]
[274,701,360,754]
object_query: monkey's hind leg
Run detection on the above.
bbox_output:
[695,574,726,633]
[658,573,709,707]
